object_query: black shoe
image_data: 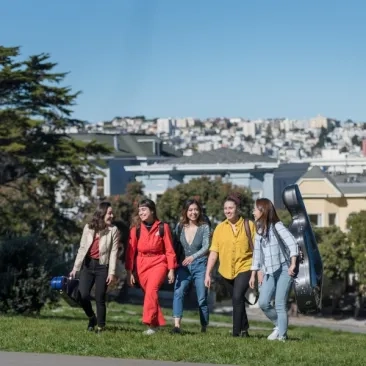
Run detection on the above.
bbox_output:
[95,326,105,334]
[87,316,97,331]
[171,327,181,334]
[201,326,207,333]
[241,330,250,338]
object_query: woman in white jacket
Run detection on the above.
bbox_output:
[70,201,119,333]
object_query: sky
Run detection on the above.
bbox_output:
[1,0,366,123]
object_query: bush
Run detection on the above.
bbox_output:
[0,235,61,314]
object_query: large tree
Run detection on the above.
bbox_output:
[156,176,253,225]
[0,46,111,243]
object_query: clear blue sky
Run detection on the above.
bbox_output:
[2,0,365,122]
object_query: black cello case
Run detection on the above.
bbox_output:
[282,184,323,314]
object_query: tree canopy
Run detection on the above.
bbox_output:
[0,46,111,243]
[156,176,253,225]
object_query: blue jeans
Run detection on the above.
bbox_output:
[258,263,293,337]
[172,257,209,327]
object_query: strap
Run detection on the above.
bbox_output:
[159,222,165,237]
[244,219,254,251]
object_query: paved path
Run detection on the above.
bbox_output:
[0,352,232,366]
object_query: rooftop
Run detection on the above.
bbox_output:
[70,133,181,158]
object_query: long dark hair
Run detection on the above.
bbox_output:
[179,198,205,226]
[131,198,158,228]
[88,201,112,233]
[255,198,280,237]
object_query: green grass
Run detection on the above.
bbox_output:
[0,302,365,365]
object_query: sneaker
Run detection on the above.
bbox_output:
[201,326,207,333]
[171,327,181,334]
[95,326,105,334]
[267,327,279,340]
[143,327,157,335]
[278,336,287,342]
[241,330,250,338]
[87,315,97,331]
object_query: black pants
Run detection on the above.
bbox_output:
[79,257,109,327]
[222,270,251,336]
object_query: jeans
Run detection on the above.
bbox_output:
[222,271,251,336]
[258,263,293,337]
[172,256,209,327]
[78,257,109,328]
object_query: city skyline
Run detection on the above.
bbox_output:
[2,0,366,123]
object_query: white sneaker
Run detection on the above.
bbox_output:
[143,327,157,335]
[267,327,279,340]
[278,336,287,342]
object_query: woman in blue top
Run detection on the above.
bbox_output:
[171,198,211,334]
[249,198,298,341]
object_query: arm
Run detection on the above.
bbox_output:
[108,227,120,277]
[250,233,262,271]
[192,224,210,260]
[125,227,137,272]
[205,227,220,277]
[276,222,299,258]
[205,251,218,277]
[72,224,89,272]
[163,223,178,270]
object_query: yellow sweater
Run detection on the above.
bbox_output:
[210,217,256,280]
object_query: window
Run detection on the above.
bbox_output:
[96,178,104,197]
[308,214,322,227]
[328,213,337,226]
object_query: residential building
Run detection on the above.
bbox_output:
[124,148,279,202]
[296,166,366,231]
[70,133,181,198]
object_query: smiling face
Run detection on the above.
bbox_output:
[252,204,262,221]
[224,200,238,221]
[186,203,200,223]
[138,206,154,223]
[104,206,114,226]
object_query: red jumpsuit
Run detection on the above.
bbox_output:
[126,221,177,327]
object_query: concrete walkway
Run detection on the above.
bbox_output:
[0,352,232,366]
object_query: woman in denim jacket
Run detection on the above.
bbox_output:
[249,198,298,341]
[171,198,211,334]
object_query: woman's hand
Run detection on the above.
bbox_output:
[106,274,116,285]
[204,274,211,288]
[288,264,296,277]
[167,269,175,284]
[249,272,257,289]
[69,269,77,278]
[127,272,135,287]
[182,256,194,266]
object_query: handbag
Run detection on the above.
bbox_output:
[50,276,81,307]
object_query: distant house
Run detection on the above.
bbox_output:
[273,163,310,210]
[70,133,181,198]
[297,166,366,231]
[124,148,279,202]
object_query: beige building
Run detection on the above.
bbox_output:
[297,166,366,231]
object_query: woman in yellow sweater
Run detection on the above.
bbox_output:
[204,193,257,337]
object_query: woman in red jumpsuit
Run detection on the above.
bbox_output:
[126,198,177,335]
